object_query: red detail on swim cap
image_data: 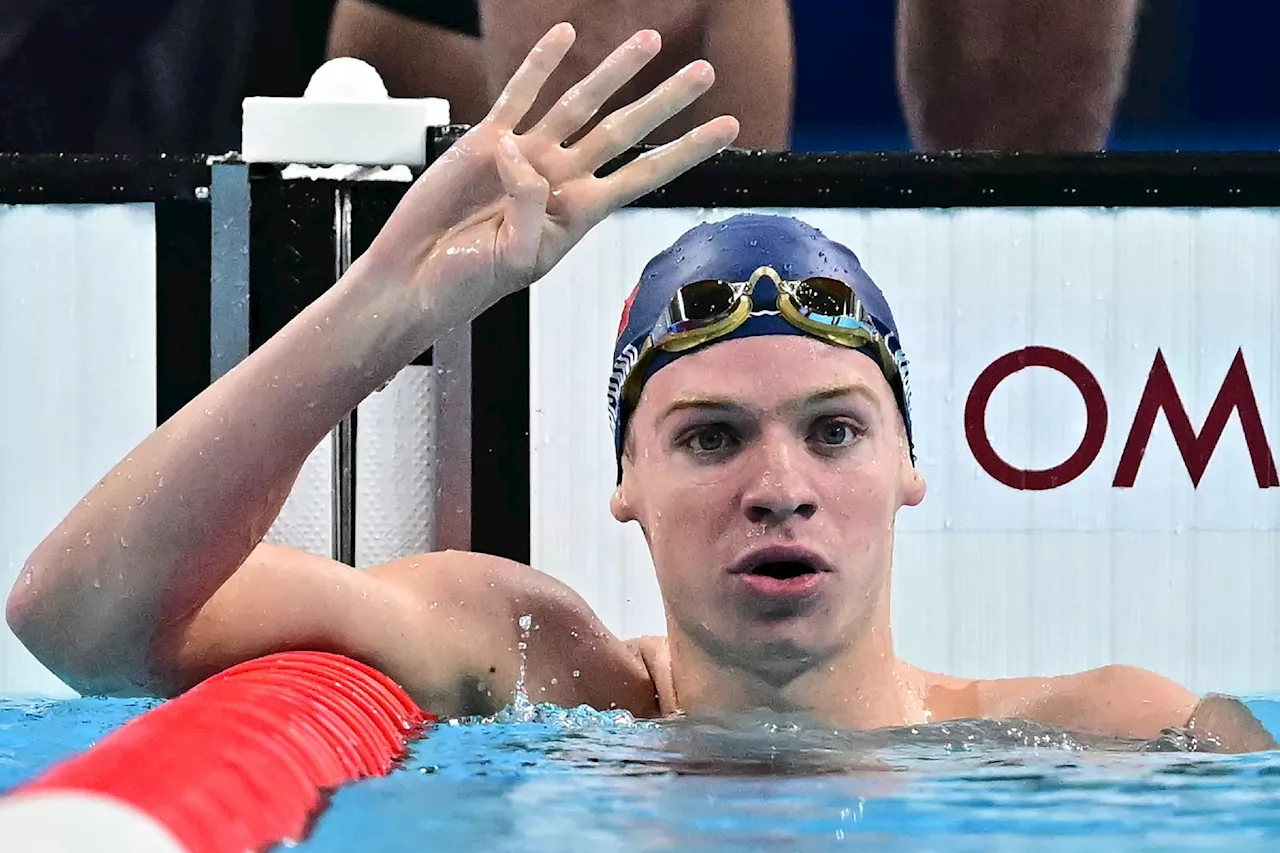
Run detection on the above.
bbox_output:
[616,281,642,342]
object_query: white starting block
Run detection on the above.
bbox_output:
[241,57,451,168]
[220,58,471,567]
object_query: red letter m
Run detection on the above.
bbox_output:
[1113,349,1278,488]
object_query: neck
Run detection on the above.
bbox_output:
[666,611,928,730]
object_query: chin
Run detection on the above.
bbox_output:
[686,608,848,676]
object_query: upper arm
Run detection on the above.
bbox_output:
[148,543,458,706]
[327,0,489,125]
[1184,694,1278,754]
[151,543,655,720]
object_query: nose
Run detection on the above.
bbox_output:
[740,432,818,525]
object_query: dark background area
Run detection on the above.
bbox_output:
[3,1,1276,155]
[255,0,1280,154]
[787,0,1274,152]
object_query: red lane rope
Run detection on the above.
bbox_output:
[12,651,434,853]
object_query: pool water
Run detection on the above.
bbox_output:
[4,696,1280,851]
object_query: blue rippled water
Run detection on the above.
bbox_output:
[4,696,1280,852]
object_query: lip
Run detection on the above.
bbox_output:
[727,545,837,576]
[726,544,836,603]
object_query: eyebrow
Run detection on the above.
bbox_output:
[657,383,881,424]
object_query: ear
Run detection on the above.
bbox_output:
[901,459,926,508]
[610,475,638,523]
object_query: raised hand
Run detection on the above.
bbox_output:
[358,23,740,330]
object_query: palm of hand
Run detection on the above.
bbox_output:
[360,24,740,331]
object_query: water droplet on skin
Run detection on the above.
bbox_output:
[550,678,557,685]
[572,670,581,678]
[83,533,91,546]
[518,614,532,631]
[119,537,129,548]
[92,578,101,589]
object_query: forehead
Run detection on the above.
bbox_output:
[636,335,894,415]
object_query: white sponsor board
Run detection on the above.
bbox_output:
[0,204,158,697]
[530,207,1280,695]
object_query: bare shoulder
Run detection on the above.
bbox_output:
[973,664,1199,741]
[919,663,1272,752]
[371,551,658,719]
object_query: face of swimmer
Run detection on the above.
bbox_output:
[610,333,926,670]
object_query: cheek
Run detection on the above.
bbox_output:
[822,464,900,525]
[643,481,738,580]
[647,480,732,545]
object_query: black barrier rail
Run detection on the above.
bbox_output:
[17,148,1280,208]
[8,146,1280,566]
[0,154,210,204]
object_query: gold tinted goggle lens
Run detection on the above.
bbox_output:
[622,267,900,405]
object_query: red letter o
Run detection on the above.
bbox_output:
[965,346,1108,490]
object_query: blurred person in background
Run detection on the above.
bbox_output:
[327,0,1141,151]
[327,0,793,149]
[0,0,259,154]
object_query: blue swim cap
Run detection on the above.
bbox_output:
[607,213,913,479]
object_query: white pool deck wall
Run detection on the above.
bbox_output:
[1,203,1277,698]
[529,207,1280,698]
[0,202,458,697]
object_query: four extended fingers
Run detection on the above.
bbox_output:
[571,59,718,175]
[491,23,740,212]
[528,30,664,146]
[602,116,741,210]
[486,23,578,131]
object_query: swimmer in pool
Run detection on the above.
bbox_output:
[7,24,1274,753]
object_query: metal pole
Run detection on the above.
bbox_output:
[209,161,250,382]
[331,187,357,566]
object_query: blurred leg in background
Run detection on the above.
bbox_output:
[326,0,489,126]
[328,0,793,149]
[477,0,792,148]
[896,0,1142,150]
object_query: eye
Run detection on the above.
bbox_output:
[682,424,739,456]
[811,418,861,448]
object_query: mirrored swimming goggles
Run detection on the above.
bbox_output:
[620,265,906,409]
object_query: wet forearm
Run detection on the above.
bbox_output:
[8,259,434,690]
[896,0,1140,150]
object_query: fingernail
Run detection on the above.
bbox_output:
[687,60,714,79]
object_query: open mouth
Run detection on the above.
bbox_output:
[746,561,820,580]
[729,549,833,601]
